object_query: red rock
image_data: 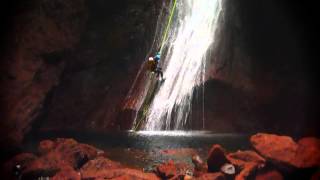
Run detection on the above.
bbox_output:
[250,133,298,167]
[51,169,81,180]
[207,144,229,172]
[226,150,266,180]
[155,159,193,179]
[52,138,101,168]
[227,150,265,167]
[160,148,198,156]
[235,162,258,180]
[156,160,177,178]
[23,151,73,176]
[82,168,159,180]
[194,172,225,180]
[80,156,122,178]
[23,138,102,177]
[192,154,207,172]
[255,170,283,180]
[296,137,320,168]
[2,153,37,179]
[38,140,56,155]
[251,133,320,168]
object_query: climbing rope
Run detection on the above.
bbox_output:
[132,0,177,131]
[159,0,177,54]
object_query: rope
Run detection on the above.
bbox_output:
[159,0,177,54]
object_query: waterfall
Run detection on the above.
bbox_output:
[143,0,222,130]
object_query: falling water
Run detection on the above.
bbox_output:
[144,0,222,130]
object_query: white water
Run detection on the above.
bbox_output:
[144,0,222,130]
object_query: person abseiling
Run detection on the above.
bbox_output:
[147,52,163,80]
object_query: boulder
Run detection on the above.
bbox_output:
[207,144,229,172]
[192,154,207,172]
[51,169,81,180]
[83,168,159,180]
[235,162,258,180]
[155,160,193,179]
[194,172,225,180]
[2,153,37,179]
[255,170,283,180]
[49,138,101,169]
[80,156,122,178]
[227,150,266,180]
[251,133,320,168]
[160,148,198,157]
[155,160,177,179]
[23,151,72,178]
[296,137,320,168]
[251,133,298,167]
[38,140,56,155]
[220,163,236,175]
[227,150,265,167]
[23,138,102,177]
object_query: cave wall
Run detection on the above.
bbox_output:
[39,0,164,132]
[192,0,319,136]
[0,0,88,144]
[0,0,165,145]
[1,0,318,145]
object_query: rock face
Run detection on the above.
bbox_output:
[37,0,165,133]
[0,0,88,145]
[207,144,229,172]
[1,0,318,148]
[155,160,192,179]
[255,170,283,180]
[251,133,320,168]
[2,138,102,179]
[227,150,265,180]
[2,133,319,179]
[0,0,165,146]
[190,0,318,136]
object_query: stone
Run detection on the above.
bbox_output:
[2,153,37,179]
[82,168,159,180]
[38,140,56,155]
[235,162,258,180]
[194,172,225,180]
[255,170,283,180]
[227,150,265,167]
[160,148,198,157]
[155,159,193,179]
[250,133,298,167]
[296,137,320,168]
[155,160,177,179]
[220,163,236,175]
[80,156,122,178]
[51,169,81,180]
[227,150,266,180]
[207,144,229,172]
[251,133,320,168]
[192,154,207,172]
[23,138,102,177]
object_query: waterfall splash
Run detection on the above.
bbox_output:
[144,0,222,130]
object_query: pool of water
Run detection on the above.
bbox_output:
[23,131,250,169]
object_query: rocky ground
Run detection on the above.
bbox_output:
[1,133,319,180]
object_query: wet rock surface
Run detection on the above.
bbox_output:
[2,133,319,179]
[251,133,320,169]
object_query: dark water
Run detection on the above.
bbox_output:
[23,130,250,169]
